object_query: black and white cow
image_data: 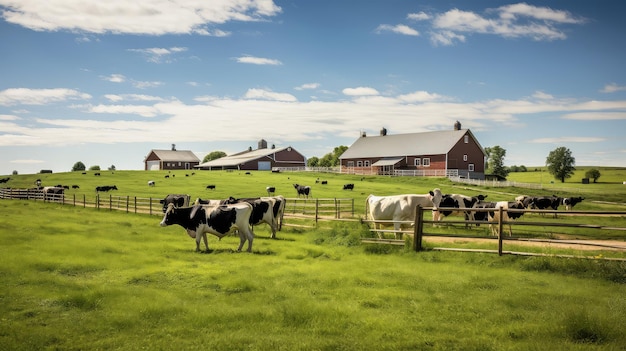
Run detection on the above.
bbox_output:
[159,194,191,212]
[562,197,584,211]
[293,184,311,198]
[471,200,525,236]
[266,186,275,196]
[434,194,488,225]
[223,197,278,238]
[160,202,255,252]
[343,183,354,190]
[42,186,64,201]
[148,180,155,187]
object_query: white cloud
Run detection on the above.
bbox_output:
[601,83,626,93]
[342,87,380,96]
[0,88,91,106]
[532,91,554,100]
[244,88,296,102]
[295,83,320,91]
[86,104,160,117]
[102,74,126,83]
[562,112,626,120]
[0,0,282,35]
[128,47,188,63]
[236,56,282,65]
[376,24,419,36]
[397,91,445,103]
[407,12,430,21]
[396,3,588,45]
[0,114,19,120]
[530,137,606,144]
[132,80,164,89]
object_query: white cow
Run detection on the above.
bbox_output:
[365,188,443,239]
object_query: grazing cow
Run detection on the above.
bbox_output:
[321,180,328,185]
[34,179,42,187]
[434,194,488,224]
[0,177,10,184]
[293,184,311,198]
[266,186,275,196]
[365,188,443,239]
[267,195,286,231]
[223,197,278,238]
[562,197,584,211]
[42,186,64,201]
[343,183,354,190]
[72,185,80,189]
[206,185,216,190]
[472,201,525,236]
[94,172,101,176]
[525,195,562,217]
[159,194,191,212]
[95,185,118,192]
[164,175,170,179]
[148,180,155,187]
[160,202,255,252]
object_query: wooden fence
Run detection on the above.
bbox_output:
[0,188,354,221]
[363,205,626,259]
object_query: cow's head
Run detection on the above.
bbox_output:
[429,188,443,208]
[159,203,177,227]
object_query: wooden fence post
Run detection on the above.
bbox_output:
[83,194,86,208]
[315,199,319,226]
[134,197,137,214]
[149,197,152,215]
[413,205,424,252]
[498,207,504,256]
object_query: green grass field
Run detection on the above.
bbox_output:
[1,169,626,350]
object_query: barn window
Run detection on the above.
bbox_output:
[422,158,430,167]
[414,158,421,166]
[364,160,370,167]
[357,161,363,167]
[463,154,468,161]
[469,163,475,171]
[464,135,469,143]
[347,161,354,167]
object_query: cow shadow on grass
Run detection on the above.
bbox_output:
[197,248,277,256]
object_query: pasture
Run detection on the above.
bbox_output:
[1,169,626,349]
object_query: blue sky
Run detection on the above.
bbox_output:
[1,0,625,175]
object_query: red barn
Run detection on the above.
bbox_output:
[144,145,200,171]
[339,122,486,179]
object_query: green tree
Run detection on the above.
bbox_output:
[484,146,509,178]
[585,168,601,183]
[12,170,18,175]
[203,151,227,163]
[72,161,86,172]
[307,156,320,167]
[89,165,101,171]
[108,165,116,171]
[546,146,576,183]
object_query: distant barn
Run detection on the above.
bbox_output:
[144,144,200,171]
[195,139,306,171]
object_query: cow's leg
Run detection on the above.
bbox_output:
[202,233,209,251]
[269,219,277,239]
[394,222,402,240]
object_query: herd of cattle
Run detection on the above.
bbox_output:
[159,193,286,253]
[366,189,585,239]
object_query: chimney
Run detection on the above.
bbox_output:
[271,144,275,149]
[248,146,252,151]
[454,121,462,131]
[361,130,367,137]
[258,139,267,149]
[380,127,387,136]
[171,144,176,151]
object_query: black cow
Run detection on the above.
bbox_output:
[159,202,255,252]
[206,185,216,190]
[562,197,584,211]
[72,185,80,189]
[0,177,10,184]
[293,184,311,198]
[343,183,354,190]
[96,185,118,192]
[159,194,191,212]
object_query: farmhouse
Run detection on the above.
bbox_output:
[144,145,200,171]
[339,122,486,179]
[195,139,306,171]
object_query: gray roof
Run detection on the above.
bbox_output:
[340,129,483,159]
[196,146,292,168]
[150,149,200,162]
